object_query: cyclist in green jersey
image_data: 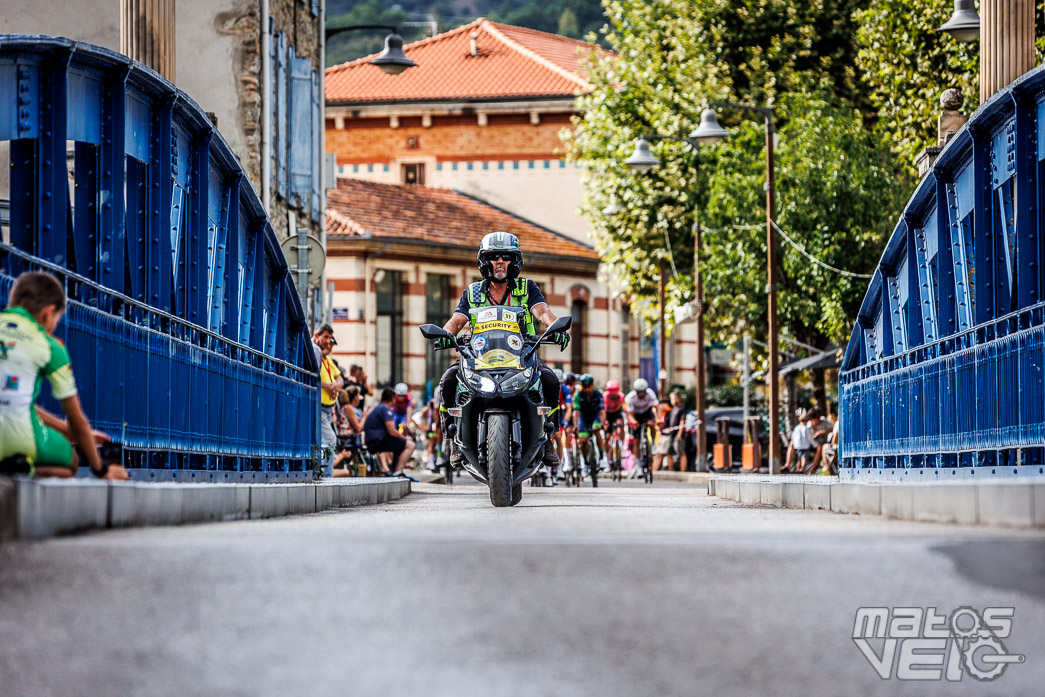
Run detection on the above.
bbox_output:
[0,272,127,480]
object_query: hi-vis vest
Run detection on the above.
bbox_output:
[467,278,536,335]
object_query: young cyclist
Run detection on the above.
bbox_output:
[572,374,605,465]
[0,272,128,480]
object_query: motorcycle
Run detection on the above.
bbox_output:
[419,306,571,507]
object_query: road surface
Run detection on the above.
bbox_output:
[1,478,1042,696]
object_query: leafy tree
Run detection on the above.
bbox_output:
[854,0,1045,171]
[567,0,906,354]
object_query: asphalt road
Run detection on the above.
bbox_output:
[1,478,1043,697]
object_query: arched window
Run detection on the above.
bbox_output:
[570,298,586,373]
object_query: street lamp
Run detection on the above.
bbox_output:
[623,121,722,471]
[704,101,780,474]
[937,0,981,42]
[325,24,418,75]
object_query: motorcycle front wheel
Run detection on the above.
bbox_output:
[487,413,514,507]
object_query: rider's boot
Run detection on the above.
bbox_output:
[542,440,560,471]
[440,410,463,469]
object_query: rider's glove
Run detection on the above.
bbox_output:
[551,331,570,351]
[435,336,456,350]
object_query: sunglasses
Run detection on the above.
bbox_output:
[486,253,514,262]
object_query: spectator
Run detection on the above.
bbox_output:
[332,386,366,477]
[784,412,814,473]
[810,412,839,474]
[0,272,128,480]
[363,387,416,478]
[683,409,699,471]
[345,364,370,406]
[313,322,343,477]
[654,391,687,472]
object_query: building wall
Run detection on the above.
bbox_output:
[326,113,590,240]
[0,0,121,50]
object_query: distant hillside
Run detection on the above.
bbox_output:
[326,0,606,67]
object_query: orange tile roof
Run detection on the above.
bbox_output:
[326,178,599,261]
[325,18,600,104]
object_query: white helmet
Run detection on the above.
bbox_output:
[394,382,408,396]
[633,378,649,392]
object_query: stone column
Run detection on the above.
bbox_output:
[121,0,176,81]
[980,0,1034,102]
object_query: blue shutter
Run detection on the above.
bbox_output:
[311,0,318,16]
[274,32,287,198]
[310,69,320,222]
[288,51,313,207]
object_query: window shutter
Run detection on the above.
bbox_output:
[274,32,287,198]
[288,50,313,207]
[310,69,320,221]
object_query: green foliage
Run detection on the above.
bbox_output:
[854,0,1045,171]
[567,0,906,355]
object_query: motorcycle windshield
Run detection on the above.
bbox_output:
[466,305,528,369]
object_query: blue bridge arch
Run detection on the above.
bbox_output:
[0,35,318,479]
[841,65,1045,481]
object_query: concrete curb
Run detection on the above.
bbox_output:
[709,475,1044,528]
[0,477,410,541]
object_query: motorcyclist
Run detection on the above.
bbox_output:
[436,231,569,471]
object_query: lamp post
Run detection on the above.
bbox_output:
[623,110,726,471]
[325,24,418,75]
[703,101,779,474]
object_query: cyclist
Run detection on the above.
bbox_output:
[559,372,577,476]
[625,378,659,462]
[572,374,605,469]
[603,379,626,471]
[391,382,414,431]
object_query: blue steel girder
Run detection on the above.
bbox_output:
[0,35,318,476]
[841,63,1045,479]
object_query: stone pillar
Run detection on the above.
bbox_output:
[121,0,176,81]
[980,0,1034,102]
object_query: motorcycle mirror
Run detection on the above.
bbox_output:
[547,316,572,333]
[419,323,453,341]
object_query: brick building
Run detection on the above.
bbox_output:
[324,18,700,392]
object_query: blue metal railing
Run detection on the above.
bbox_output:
[840,64,1045,481]
[0,36,318,479]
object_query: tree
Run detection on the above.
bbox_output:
[566,0,906,355]
[854,0,1045,171]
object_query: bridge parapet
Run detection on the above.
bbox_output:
[0,35,317,477]
[840,65,1045,481]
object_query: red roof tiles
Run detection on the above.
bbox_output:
[326,178,599,260]
[325,18,599,104]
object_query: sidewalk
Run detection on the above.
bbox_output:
[0,475,411,542]
[709,474,1045,528]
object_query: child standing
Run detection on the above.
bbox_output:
[0,272,127,480]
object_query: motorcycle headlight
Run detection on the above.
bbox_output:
[460,362,480,387]
[499,367,533,393]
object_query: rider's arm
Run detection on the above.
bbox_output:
[443,313,469,336]
[530,301,557,329]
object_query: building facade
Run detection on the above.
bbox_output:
[325,18,700,391]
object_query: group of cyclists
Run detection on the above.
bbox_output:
[546,372,662,485]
